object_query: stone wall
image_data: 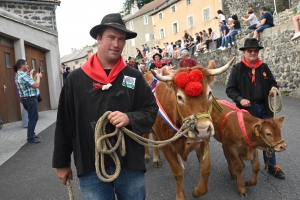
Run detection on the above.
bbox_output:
[0,2,57,30]
[171,7,300,98]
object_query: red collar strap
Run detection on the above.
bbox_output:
[217,100,254,148]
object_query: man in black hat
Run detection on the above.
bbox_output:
[149,53,164,70]
[52,13,158,199]
[226,38,285,179]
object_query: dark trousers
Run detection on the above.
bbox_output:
[216,37,222,48]
[22,97,39,142]
[253,103,276,166]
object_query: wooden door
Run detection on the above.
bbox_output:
[0,44,21,123]
[25,45,51,111]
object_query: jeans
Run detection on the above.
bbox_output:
[256,24,271,33]
[79,167,146,200]
[179,48,187,55]
[248,24,258,30]
[22,107,28,127]
[221,35,230,47]
[253,103,276,166]
[216,37,222,48]
[22,97,39,142]
[228,28,242,43]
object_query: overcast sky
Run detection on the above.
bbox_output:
[56,0,125,57]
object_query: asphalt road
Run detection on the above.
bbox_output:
[0,83,299,200]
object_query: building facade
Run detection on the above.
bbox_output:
[0,0,61,124]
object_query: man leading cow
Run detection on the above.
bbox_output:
[226,38,285,179]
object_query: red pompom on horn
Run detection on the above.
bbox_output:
[174,72,190,88]
[185,82,203,97]
[189,70,203,82]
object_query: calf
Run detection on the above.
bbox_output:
[211,100,286,197]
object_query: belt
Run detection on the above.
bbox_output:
[21,96,37,100]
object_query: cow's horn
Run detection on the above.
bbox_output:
[151,69,175,82]
[207,57,236,76]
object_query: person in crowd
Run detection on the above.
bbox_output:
[161,43,168,58]
[63,67,72,84]
[215,9,226,25]
[216,21,229,49]
[52,13,158,199]
[141,44,146,58]
[144,43,150,53]
[14,69,28,128]
[178,37,188,57]
[128,56,139,70]
[179,49,197,67]
[183,29,190,40]
[197,30,208,52]
[203,28,215,53]
[226,38,285,180]
[241,8,260,30]
[149,53,165,70]
[172,46,180,59]
[136,48,143,59]
[291,1,300,40]
[153,46,159,54]
[227,15,242,47]
[218,18,234,50]
[194,32,202,52]
[253,6,274,41]
[156,45,163,54]
[14,59,43,144]
[168,42,173,59]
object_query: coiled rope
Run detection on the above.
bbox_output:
[94,111,202,182]
[264,87,284,170]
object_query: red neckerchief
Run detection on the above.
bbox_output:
[154,61,162,68]
[241,57,262,85]
[128,61,135,68]
[81,53,126,88]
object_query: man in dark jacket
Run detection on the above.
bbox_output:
[52,13,158,199]
[226,38,285,179]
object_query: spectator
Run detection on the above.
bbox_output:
[63,67,72,84]
[141,45,146,58]
[162,43,168,58]
[168,42,174,58]
[14,70,28,128]
[144,44,150,53]
[195,32,202,52]
[172,46,180,59]
[183,29,190,40]
[228,15,242,47]
[241,8,260,30]
[179,50,197,67]
[253,6,274,41]
[136,48,143,59]
[218,18,234,50]
[291,2,300,40]
[216,21,229,49]
[198,30,208,52]
[156,45,163,54]
[178,37,188,57]
[154,46,159,54]
[186,35,195,49]
[149,53,165,70]
[204,28,214,53]
[128,56,139,70]
[215,9,226,25]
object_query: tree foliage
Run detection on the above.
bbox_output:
[120,0,154,17]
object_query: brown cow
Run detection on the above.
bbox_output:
[144,58,235,200]
[211,100,286,197]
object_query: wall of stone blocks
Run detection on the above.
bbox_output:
[0,2,57,30]
[171,8,300,98]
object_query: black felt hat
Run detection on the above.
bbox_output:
[152,53,162,60]
[239,38,264,51]
[90,13,137,40]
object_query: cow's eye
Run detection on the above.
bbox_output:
[208,91,212,100]
[265,129,272,137]
[177,95,184,103]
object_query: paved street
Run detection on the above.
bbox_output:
[0,83,299,200]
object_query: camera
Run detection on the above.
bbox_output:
[214,16,218,19]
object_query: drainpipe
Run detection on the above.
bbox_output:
[51,5,57,30]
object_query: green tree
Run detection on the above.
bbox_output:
[120,0,154,17]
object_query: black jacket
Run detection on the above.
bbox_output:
[226,62,278,117]
[52,66,158,176]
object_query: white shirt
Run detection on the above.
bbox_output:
[167,44,173,51]
[219,14,225,21]
[248,13,260,25]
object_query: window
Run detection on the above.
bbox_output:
[31,59,36,71]
[171,5,176,13]
[40,60,44,73]
[158,12,163,19]
[160,28,165,39]
[203,7,210,22]
[144,15,148,25]
[172,22,179,34]
[187,15,194,28]
[5,53,12,68]
[129,21,134,30]
[131,39,135,47]
[186,0,191,5]
[145,33,150,42]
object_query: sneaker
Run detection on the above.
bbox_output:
[227,44,232,48]
[217,46,224,50]
[28,138,43,144]
[291,32,300,41]
[35,135,42,139]
[204,50,208,54]
[267,165,285,179]
[221,47,227,51]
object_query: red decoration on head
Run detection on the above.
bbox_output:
[174,69,204,96]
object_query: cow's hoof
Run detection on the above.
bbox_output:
[153,160,162,168]
[245,180,257,186]
[192,187,207,198]
[239,191,247,197]
[144,157,150,163]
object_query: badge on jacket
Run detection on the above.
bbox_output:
[122,75,136,89]
[263,72,268,79]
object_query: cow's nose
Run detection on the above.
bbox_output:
[279,143,286,151]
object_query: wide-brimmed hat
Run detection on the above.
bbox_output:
[90,13,137,40]
[152,53,162,60]
[239,38,264,51]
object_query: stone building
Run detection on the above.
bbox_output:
[0,0,61,124]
